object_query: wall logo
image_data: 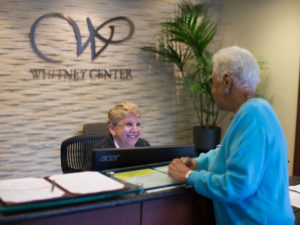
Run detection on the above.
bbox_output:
[30,13,134,63]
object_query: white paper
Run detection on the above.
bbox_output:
[0,177,65,204]
[289,184,300,193]
[48,171,125,195]
[289,190,300,208]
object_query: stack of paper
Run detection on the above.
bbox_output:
[0,171,125,206]
[289,184,300,208]
[48,171,125,195]
[114,166,179,189]
[0,177,65,205]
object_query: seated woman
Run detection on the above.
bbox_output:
[84,102,150,170]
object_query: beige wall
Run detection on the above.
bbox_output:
[0,0,221,179]
[221,0,300,174]
[1,0,298,178]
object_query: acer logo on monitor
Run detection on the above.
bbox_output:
[99,155,120,162]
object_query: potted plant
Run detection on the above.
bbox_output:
[141,1,221,154]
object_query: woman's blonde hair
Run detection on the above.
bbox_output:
[107,102,141,125]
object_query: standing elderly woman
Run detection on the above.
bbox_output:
[168,46,294,224]
[84,102,150,170]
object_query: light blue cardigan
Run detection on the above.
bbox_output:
[188,98,294,225]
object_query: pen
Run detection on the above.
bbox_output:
[51,180,55,192]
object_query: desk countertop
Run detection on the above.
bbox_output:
[290,176,300,225]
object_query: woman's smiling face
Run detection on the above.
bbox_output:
[110,114,142,147]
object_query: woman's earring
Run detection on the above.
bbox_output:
[224,89,228,96]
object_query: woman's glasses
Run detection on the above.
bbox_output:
[116,122,143,131]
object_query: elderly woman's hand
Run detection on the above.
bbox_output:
[180,157,197,170]
[168,158,191,182]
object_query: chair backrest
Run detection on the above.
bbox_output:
[60,134,106,173]
[82,122,109,135]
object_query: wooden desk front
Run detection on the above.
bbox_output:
[0,187,215,225]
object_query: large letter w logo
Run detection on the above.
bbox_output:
[30,13,134,63]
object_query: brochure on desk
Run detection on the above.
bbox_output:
[0,171,136,214]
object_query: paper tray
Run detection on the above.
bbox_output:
[103,161,184,192]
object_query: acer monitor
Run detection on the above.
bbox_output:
[92,144,195,171]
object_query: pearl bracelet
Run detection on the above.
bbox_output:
[185,170,192,180]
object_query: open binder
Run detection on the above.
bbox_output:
[0,163,185,215]
[0,171,126,206]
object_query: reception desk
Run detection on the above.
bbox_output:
[3,172,299,225]
[289,176,300,224]
[0,185,215,225]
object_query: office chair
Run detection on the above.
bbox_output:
[60,134,106,173]
[82,122,109,135]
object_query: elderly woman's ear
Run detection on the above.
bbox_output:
[223,73,232,94]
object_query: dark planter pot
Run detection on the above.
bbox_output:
[193,126,221,156]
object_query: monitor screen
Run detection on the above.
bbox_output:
[92,145,195,171]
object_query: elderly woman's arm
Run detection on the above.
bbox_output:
[187,104,273,203]
[193,147,219,170]
[168,147,220,182]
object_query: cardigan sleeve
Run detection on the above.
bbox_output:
[193,147,219,170]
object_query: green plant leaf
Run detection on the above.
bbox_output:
[141,1,220,128]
